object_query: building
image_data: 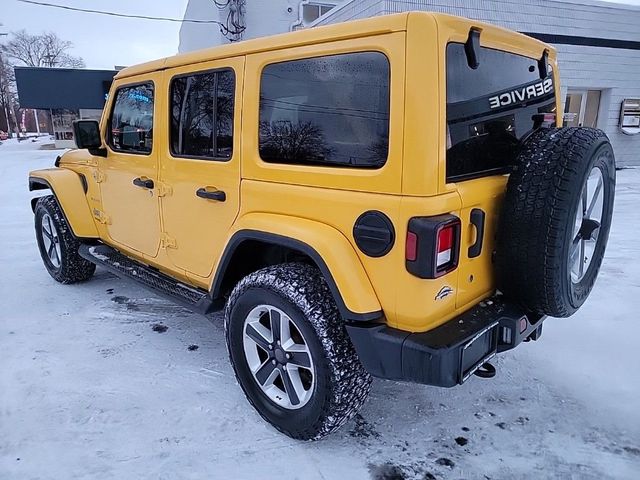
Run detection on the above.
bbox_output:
[179,0,640,166]
[15,67,117,148]
[179,1,341,52]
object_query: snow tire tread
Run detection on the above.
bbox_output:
[225,263,372,440]
[34,195,96,284]
[496,127,614,317]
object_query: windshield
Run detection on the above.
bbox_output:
[446,43,556,182]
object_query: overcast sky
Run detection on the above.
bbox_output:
[1,0,639,70]
[1,0,189,69]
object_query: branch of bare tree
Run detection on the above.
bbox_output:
[2,30,85,68]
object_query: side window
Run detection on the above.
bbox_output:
[259,52,390,168]
[109,83,154,154]
[170,69,235,160]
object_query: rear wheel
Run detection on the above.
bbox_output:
[496,127,615,317]
[34,195,96,284]
[225,263,371,440]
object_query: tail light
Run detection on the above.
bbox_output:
[406,215,461,279]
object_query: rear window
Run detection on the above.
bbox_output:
[446,43,555,182]
[259,52,390,168]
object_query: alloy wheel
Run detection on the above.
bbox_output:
[242,305,315,409]
[570,166,605,283]
[41,213,62,269]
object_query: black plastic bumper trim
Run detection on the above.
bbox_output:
[346,296,545,387]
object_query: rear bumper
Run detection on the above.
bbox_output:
[346,296,544,387]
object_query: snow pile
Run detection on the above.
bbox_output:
[0,142,638,479]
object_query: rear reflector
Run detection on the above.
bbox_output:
[406,231,418,262]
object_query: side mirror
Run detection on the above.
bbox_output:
[73,120,102,149]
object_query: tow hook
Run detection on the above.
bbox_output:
[474,362,496,379]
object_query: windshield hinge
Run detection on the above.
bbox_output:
[160,233,177,249]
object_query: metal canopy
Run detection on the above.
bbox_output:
[15,67,117,110]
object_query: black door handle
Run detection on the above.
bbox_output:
[468,208,485,258]
[196,188,226,202]
[133,177,154,189]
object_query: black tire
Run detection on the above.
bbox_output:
[34,195,96,284]
[225,263,372,440]
[496,127,615,317]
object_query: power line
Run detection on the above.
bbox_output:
[16,0,225,25]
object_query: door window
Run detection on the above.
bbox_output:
[302,3,335,24]
[259,51,390,168]
[109,83,154,154]
[170,69,235,160]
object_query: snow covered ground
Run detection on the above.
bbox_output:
[1,138,639,480]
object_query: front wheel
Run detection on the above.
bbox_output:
[225,263,372,440]
[34,195,96,284]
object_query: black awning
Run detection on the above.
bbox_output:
[15,67,118,109]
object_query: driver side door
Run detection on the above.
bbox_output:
[98,75,162,258]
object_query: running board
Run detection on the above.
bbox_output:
[79,243,217,315]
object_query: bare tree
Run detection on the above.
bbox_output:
[259,120,333,163]
[2,30,85,68]
[0,51,19,133]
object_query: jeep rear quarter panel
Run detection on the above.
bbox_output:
[236,28,405,327]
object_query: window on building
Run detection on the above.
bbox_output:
[302,3,335,25]
[109,83,154,154]
[259,52,390,168]
[446,43,556,181]
[170,69,235,160]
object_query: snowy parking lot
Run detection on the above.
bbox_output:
[1,138,639,480]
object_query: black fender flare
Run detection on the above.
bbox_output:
[211,230,382,323]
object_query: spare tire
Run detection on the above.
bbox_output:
[496,127,615,317]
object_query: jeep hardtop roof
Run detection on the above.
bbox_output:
[115,12,552,80]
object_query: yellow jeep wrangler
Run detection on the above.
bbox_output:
[29,12,615,440]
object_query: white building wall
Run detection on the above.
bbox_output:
[179,1,341,53]
[555,44,640,167]
[380,0,639,41]
[314,0,640,166]
[311,0,384,22]
[179,0,226,52]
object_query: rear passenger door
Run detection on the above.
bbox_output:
[159,58,243,281]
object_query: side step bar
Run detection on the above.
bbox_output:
[79,243,217,315]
